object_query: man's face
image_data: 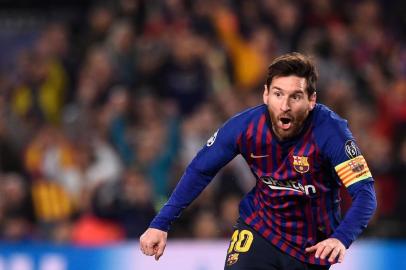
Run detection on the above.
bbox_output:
[263,75,316,141]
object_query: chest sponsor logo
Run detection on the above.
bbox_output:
[261,176,316,196]
[292,155,310,173]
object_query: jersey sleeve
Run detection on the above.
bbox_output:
[318,113,373,188]
[149,115,243,231]
[316,110,377,247]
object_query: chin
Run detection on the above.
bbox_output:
[276,128,297,140]
[276,131,291,140]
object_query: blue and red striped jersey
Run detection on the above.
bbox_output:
[150,103,374,265]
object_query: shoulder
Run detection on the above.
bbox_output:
[231,104,267,120]
[312,104,351,139]
[312,104,355,153]
[223,104,267,130]
[207,104,266,147]
[312,104,347,127]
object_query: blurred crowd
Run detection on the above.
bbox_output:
[0,0,405,245]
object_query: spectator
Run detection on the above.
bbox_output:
[92,168,156,239]
[0,0,404,242]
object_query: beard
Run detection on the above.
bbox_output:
[268,109,309,141]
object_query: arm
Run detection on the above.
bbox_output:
[331,180,377,248]
[305,180,377,263]
[149,163,220,231]
[140,117,242,260]
[307,110,377,264]
[140,165,217,260]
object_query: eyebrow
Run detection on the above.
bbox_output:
[271,86,305,94]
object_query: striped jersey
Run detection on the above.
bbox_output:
[150,103,374,265]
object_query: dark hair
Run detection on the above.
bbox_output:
[266,52,318,96]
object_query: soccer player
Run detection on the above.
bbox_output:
[139,52,377,270]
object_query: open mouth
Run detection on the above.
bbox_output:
[279,117,292,130]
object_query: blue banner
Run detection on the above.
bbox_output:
[1,240,405,270]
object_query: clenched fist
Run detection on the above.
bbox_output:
[140,228,168,261]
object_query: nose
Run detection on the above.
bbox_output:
[280,97,290,112]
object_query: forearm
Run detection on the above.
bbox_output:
[150,116,240,232]
[149,165,214,231]
[331,181,377,248]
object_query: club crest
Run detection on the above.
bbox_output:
[348,157,365,172]
[293,156,310,173]
[226,253,239,266]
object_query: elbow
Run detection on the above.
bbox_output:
[368,182,378,215]
[371,191,378,214]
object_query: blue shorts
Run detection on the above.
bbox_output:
[224,220,330,270]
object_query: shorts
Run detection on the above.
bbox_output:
[224,220,330,270]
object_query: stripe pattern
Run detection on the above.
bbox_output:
[335,155,371,187]
[32,180,75,222]
[236,109,346,266]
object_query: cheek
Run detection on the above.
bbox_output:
[267,103,280,118]
[266,97,279,110]
[265,103,278,121]
[292,104,310,119]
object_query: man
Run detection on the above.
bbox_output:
[140,52,377,269]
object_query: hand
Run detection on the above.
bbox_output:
[140,228,168,261]
[305,238,346,264]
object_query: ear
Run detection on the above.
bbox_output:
[309,92,317,110]
[263,84,269,104]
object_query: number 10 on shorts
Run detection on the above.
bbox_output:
[228,229,254,254]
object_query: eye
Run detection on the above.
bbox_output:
[292,94,302,100]
[274,91,282,97]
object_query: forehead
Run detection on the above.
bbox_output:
[270,75,307,93]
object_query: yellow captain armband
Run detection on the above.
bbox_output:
[335,155,372,187]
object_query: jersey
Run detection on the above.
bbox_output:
[150,103,374,266]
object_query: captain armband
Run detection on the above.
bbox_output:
[335,155,372,187]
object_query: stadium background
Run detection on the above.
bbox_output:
[0,0,405,269]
